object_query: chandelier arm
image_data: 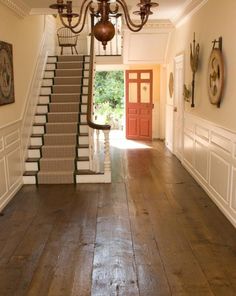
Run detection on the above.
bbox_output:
[59,0,93,30]
[116,0,148,29]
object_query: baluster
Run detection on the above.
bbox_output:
[96,129,100,173]
[89,127,94,171]
[103,130,111,182]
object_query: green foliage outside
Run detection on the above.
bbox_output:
[94,71,124,129]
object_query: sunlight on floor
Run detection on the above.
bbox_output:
[109,130,152,150]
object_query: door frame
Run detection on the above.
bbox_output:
[173,53,185,162]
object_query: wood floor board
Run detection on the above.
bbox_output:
[0,140,235,295]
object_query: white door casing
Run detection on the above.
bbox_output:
[173,54,184,161]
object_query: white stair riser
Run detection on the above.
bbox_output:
[39,96,50,104]
[81,95,88,103]
[84,64,89,70]
[41,87,51,95]
[23,176,36,184]
[82,87,88,95]
[79,136,89,145]
[37,105,48,114]
[80,115,86,123]
[44,71,54,79]
[81,105,87,113]
[31,137,42,146]
[83,70,89,78]
[76,174,105,183]
[46,64,56,70]
[47,57,57,63]
[28,149,41,158]
[78,148,89,157]
[80,125,88,133]
[35,115,46,124]
[33,126,44,135]
[84,56,90,62]
[77,161,90,170]
[42,79,53,87]
[83,78,88,86]
[25,162,39,171]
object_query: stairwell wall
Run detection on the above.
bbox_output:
[0,3,57,211]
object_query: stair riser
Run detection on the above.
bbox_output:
[40,160,74,172]
[81,95,88,103]
[41,87,51,96]
[42,78,87,87]
[35,115,46,124]
[49,104,79,113]
[80,125,89,133]
[81,105,87,113]
[78,148,89,157]
[28,149,41,158]
[39,96,50,104]
[42,148,76,158]
[53,85,81,94]
[77,161,90,170]
[76,174,105,183]
[25,162,39,172]
[79,136,89,145]
[47,113,79,123]
[44,71,54,79]
[23,176,36,184]
[37,105,48,114]
[55,69,83,77]
[33,126,44,135]
[47,57,57,63]
[43,135,77,146]
[31,137,43,146]
[57,56,85,62]
[46,124,78,134]
[56,62,83,69]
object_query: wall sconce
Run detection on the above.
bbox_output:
[185,32,200,107]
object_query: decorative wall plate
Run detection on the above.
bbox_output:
[0,41,15,106]
[207,38,224,108]
[169,72,174,98]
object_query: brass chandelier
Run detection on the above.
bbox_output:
[50,0,159,49]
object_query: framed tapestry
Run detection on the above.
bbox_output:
[0,41,15,105]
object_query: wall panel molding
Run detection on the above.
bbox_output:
[183,113,236,227]
[0,121,23,212]
[0,0,30,18]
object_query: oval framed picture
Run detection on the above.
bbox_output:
[169,72,174,98]
[207,48,224,107]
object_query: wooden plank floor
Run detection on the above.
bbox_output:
[0,140,236,296]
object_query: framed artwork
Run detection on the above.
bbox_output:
[0,41,15,106]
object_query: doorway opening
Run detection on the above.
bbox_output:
[94,70,124,132]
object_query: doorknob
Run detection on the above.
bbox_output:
[174,107,177,112]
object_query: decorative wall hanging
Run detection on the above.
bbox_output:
[183,32,200,108]
[207,37,224,108]
[0,41,15,106]
[169,72,174,98]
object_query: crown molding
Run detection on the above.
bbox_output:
[123,20,174,32]
[0,0,30,18]
[172,0,209,28]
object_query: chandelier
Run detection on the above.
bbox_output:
[50,0,159,49]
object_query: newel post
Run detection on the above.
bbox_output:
[103,130,111,183]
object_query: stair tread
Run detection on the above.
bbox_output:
[33,123,45,126]
[79,133,89,136]
[76,170,101,175]
[26,158,40,162]
[78,144,89,148]
[31,134,43,137]
[77,156,89,161]
[38,171,74,175]
[29,145,42,149]
[24,171,38,176]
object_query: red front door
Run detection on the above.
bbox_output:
[126,70,153,140]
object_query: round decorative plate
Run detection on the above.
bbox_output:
[207,48,224,107]
[169,72,174,98]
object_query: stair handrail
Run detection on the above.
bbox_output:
[87,15,111,131]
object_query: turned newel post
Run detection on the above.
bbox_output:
[103,130,111,182]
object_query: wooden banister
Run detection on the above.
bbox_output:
[87,15,111,131]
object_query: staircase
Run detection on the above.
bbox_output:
[23,55,93,184]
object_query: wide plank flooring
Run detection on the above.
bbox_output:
[0,139,236,296]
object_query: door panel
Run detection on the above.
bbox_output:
[126,70,153,140]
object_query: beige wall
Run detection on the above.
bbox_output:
[0,3,46,127]
[166,0,236,131]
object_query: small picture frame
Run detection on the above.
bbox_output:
[0,41,15,106]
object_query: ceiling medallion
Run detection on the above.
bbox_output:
[49,0,159,49]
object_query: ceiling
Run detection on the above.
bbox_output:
[23,0,191,23]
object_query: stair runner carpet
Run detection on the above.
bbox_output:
[37,55,86,184]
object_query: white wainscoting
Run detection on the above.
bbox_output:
[183,113,236,227]
[0,121,22,212]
